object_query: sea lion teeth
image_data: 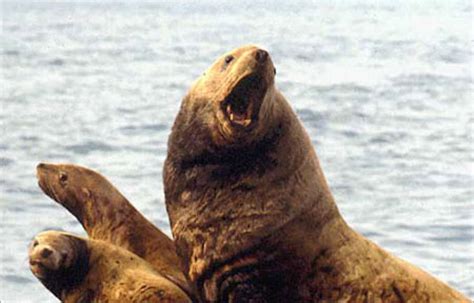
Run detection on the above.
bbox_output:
[234,118,251,127]
[227,103,253,127]
[164,45,470,302]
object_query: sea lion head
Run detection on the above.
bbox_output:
[172,45,277,157]
[28,231,78,279]
[36,163,115,220]
[28,231,89,298]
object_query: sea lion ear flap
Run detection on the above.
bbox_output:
[80,188,92,200]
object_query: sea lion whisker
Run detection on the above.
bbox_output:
[47,183,61,204]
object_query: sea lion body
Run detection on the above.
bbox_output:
[164,45,470,302]
[36,163,192,298]
[28,231,191,303]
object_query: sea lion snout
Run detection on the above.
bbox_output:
[36,162,55,175]
[36,163,47,178]
[29,245,54,265]
[36,162,54,181]
[29,239,65,277]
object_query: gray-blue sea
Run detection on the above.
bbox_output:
[1,0,472,301]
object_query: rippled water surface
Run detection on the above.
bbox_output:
[1,1,472,301]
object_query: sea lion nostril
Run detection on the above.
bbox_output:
[255,49,268,62]
[41,247,53,258]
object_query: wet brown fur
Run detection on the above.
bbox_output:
[36,163,193,298]
[164,45,470,302]
[28,231,192,302]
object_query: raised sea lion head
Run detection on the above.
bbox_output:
[170,45,278,159]
[36,163,119,222]
[28,231,89,298]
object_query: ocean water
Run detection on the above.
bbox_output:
[1,1,472,301]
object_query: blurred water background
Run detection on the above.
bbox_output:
[1,0,473,301]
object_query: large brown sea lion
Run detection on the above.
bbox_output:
[28,230,192,302]
[163,45,470,302]
[36,163,193,299]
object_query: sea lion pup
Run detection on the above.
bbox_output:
[28,230,192,302]
[163,45,470,302]
[36,163,193,299]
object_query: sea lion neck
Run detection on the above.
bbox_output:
[58,234,90,295]
[165,91,342,292]
[36,163,136,238]
[77,185,138,241]
[177,115,283,172]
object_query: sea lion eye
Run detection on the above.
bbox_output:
[59,172,68,184]
[224,55,234,64]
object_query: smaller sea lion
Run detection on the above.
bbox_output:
[36,163,192,298]
[28,230,192,303]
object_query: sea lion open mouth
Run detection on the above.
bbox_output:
[222,74,263,127]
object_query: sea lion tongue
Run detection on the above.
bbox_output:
[225,97,252,127]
